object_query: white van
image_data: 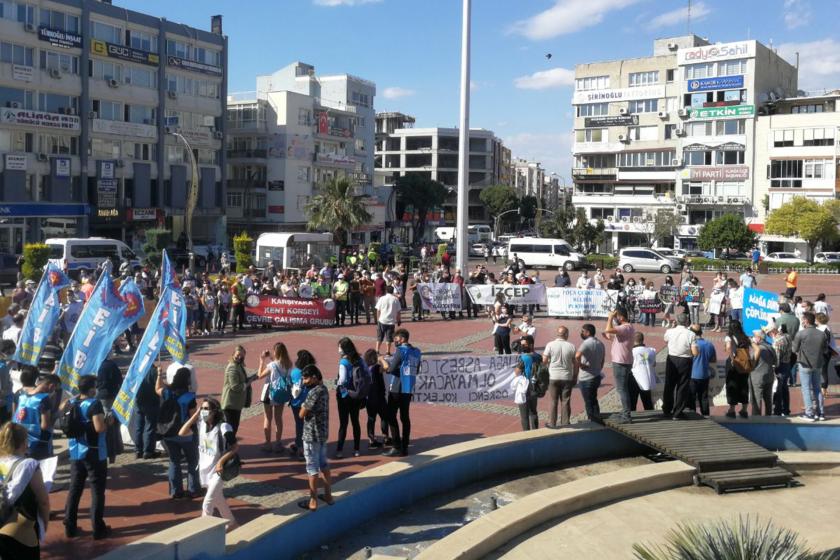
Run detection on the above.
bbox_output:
[507,237,585,270]
[46,237,141,276]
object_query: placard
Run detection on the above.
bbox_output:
[244,295,336,327]
[466,284,546,306]
[5,154,27,171]
[417,283,462,312]
[546,288,617,318]
[743,288,779,337]
[54,157,70,177]
[12,64,33,82]
[413,354,519,404]
[0,108,80,130]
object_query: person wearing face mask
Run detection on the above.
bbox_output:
[180,397,238,529]
[222,346,254,435]
[335,337,366,458]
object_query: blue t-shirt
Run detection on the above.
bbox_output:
[289,367,309,408]
[691,338,717,379]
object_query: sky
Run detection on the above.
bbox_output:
[120,0,840,176]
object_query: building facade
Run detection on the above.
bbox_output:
[0,0,227,253]
[572,36,797,252]
[512,157,545,198]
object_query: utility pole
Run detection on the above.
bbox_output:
[455,0,471,274]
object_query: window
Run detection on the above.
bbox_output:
[718,59,747,76]
[682,182,706,196]
[90,138,121,158]
[721,89,746,103]
[124,142,155,161]
[628,125,657,141]
[166,144,187,163]
[91,20,122,44]
[575,154,615,168]
[40,50,79,74]
[715,119,745,136]
[0,41,34,66]
[616,150,675,167]
[685,150,713,166]
[297,166,311,182]
[127,29,157,52]
[125,105,155,125]
[685,62,715,80]
[166,39,188,59]
[197,149,217,165]
[0,2,34,24]
[165,74,220,99]
[628,71,658,87]
[686,121,711,137]
[773,130,795,147]
[688,92,713,108]
[716,150,744,165]
[770,160,803,188]
[575,75,609,91]
[575,128,607,143]
[90,59,122,82]
[627,99,657,113]
[226,191,243,207]
[666,69,675,83]
[126,67,156,89]
[591,207,614,220]
[576,103,609,117]
[664,124,677,139]
[40,8,78,33]
[91,99,122,121]
[792,104,825,114]
[804,160,826,179]
[803,128,835,147]
[298,108,311,126]
[39,92,77,113]
[0,85,33,109]
[39,134,77,155]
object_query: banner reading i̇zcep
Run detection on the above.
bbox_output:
[244,295,336,327]
[742,287,780,337]
[412,354,519,404]
[466,284,546,306]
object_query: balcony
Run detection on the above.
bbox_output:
[676,194,750,205]
[227,179,267,190]
[243,208,266,219]
[572,167,618,177]
[227,148,267,159]
[314,152,355,167]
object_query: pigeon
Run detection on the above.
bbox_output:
[545,53,552,60]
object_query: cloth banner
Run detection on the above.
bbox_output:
[546,288,617,318]
[161,249,179,289]
[244,295,336,327]
[417,283,462,312]
[466,284,546,306]
[658,286,680,303]
[12,263,70,365]
[637,297,661,314]
[681,285,705,303]
[57,275,145,392]
[707,291,725,315]
[413,354,519,404]
[112,286,185,425]
[743,288,779,337]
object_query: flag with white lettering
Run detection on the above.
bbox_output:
[162,287,188,363]
[56,275,145,392]
[11,263,70,365]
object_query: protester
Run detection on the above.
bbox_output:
[784,267,798,299]
[575,271,593,290]
[363,349,388,448]
[513,335,542,431]
[793,311,827,421]
[663,313,696,419]
[542,326,577,428]
[630,332,656,411]
[2,313,24,344]
[288,350,316,461]
[156,367,200,500]
[375,285,402,355]
[335,337,366,458]
[134,364,161,459]
[603,308,635,424]
[749,328,776,416]
[492,303,512,355]
[13,370,59,460]
[0,422,51,559]
[256,343,292,453]
[378,328,419,457]
[814,293,832,319]
[770,324,793,417]
[299,365,333,511]
[64,375,110,540]
[814,312,836,419]
[222,345,251,434]
[96,355,124,461]
[0,340,15,424]
[724,319,753,419]
[575,324,605,423]
[689,325,717,417]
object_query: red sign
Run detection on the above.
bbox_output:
[268,205,285,214]
[318,112,329,135]
[244,295,336,327]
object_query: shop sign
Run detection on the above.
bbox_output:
[97,178,118,208]
[717,142,745,152]
[5,154,27,171]
[678,41,755,64]
[96,208,120,218]
[690,104,755,119]
[268,205,285,214]
[180,128,213,147]
[91,39,159,66]
[584,114,639,127]
[167,55,222,76]
[572,85,665,105]
[38,26,82,49]
[129,208,157,221]
[92,119,156,139]
[0,203,87,217]
[0,108,80,130]
[99,161,115,179]
[685,166,749,181]
[12,64,33,82]
[688,75,744,92]
[55,157,71,177]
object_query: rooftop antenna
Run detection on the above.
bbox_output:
[687,0,692,34]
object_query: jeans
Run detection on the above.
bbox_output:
[579,377,602,422]
[798,366,822,417]
[612,362,633,421]
[548,379,574,426]
[690,378,710,416]
[773,362,791,415]
[336,396,362,452]
[133,407,159,456]
[688,305,700,325]
[216,305,229,332]
[304,441,329,476]
[164,436,200,496]
[518,392,539,430]
[639,312,656,327]
[291,405,304,450]
[65,456,108,533]
[386,393,412,454]
[349,294,362,324]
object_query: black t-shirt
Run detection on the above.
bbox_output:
[97,359,123,400]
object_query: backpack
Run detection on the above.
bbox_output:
[534,364,550,398]
[0,459,24,527]
[59,400,86,439]
[269,363,292,405]
[349,362,372,400]
[732,346,754,375]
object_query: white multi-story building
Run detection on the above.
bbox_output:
[512,158,545,198]
[572,35,797,252]
[226,62,386,244]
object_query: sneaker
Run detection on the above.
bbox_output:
[725,410,736,419]
[369,441,383,449]
[799,414,817,422]
[353,451,360,457]
[818,415,826,421]
[383,448,401,457]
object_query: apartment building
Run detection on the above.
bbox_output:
[0,0,227,252]
[572,35,797,252]
[226,62,387,245]
[512,157,545,198]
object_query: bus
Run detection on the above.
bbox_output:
[255,232,335,271]
[433,225,493,243]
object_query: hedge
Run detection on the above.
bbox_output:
[22,243,50,281]
[233,232,253,272]
[585,254,618,269]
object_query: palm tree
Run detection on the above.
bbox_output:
[304,176,372,247]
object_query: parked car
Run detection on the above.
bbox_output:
[619,247,682,274]
[814,252,840,264]
[652,248,686,269]
[0,253,18,291]
[469,243,489,257]
[764,252,808,264]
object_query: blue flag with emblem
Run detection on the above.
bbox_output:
[12,262,70,366]
[162,287,188,362]
[161,249,179,289]
[57,274,145,392]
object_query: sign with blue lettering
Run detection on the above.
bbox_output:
[0,203,87,217]
[687,75,744,92]
[742,288,779,338]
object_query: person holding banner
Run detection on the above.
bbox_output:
[492,301,513,355]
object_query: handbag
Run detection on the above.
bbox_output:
[217,430,242,482]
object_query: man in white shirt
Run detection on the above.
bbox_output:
[814,293,832,319]
[576,271,594,290]
[662,313,696,419]
[542,326,578,428]
[1,304,18,332]
[375,285,402,355]
[2,313,24,344]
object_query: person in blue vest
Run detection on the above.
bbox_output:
[13,369,59,460]
[155,367,200,500]
[513,335,542,431]
[63,374,110,540]
[378,328,420,457]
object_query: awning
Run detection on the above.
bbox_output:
[748,223,764,233]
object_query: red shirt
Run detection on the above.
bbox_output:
[374,278,386,297]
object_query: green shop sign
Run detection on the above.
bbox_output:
[690,104,755,119]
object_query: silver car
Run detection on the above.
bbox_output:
[619,247,682,274]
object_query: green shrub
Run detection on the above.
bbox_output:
[685,257,751,271]
[233,232,253,272]
[585,254,618,270]
[22,243,50,281]
[141,228,172,269]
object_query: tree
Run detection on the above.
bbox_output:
[479,184,519,235]
[640,209,683,248]
[233,232,253,272]
[141,228,172,269]
[394,173,448,243]
[570,207,604,254]
[305,176,372,246]
[765,196,837,259]
[697,214,756,255]
[539,202,575,240]
[519,195,538,226]
[22,243,50,281]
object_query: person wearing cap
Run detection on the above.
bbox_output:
[332,273,349,327]
[749,328,776,416]
[769,323,793,416]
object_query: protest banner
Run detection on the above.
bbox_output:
[546,288,617,318]
[680,285,705,303]
[658,285,680,303]
[707,290,725,315]
[466,283,546,306]
[244,295,336,327]
[161,249,178,289]
[412,354,518,404]
[743,288,779,336]
[12,263,70,365]
[637,297,662,314]
[417,283,462,312]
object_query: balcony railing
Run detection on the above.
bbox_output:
[572,167,618,176]
[243,208,266,218]
[227,179,267,190]
[227,148,267,158]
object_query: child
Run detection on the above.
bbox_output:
[630,332,656,411]
[512,335,541,431]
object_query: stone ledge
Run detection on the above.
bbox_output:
[95,516,227,560]
[778,451,840,475]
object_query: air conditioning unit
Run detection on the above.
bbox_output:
[717,196,724,202]
[704,197,713,203]
[619,107,629,116]
[658,111,669,119]
[667,42,678,50]
[89,111,98,119]
[115,160,124,168]
[164,126,176,134]
[6,101,21,109]
[677,108,689,118]
[671,158,682,166]
[675,127,686,137]
[620,216,629,223]
[167,90,178,99]
[618,134,629,143]
[677,204,685,211]
[48,68,62,79]
[107,78,119,88]
[24,22,35,33]
[36,153,48,162]
[632,216,642,223]
[213,131,223,140]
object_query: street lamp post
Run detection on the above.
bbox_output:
[493,208,519,240]
[168,130,199,272]
[454,0,471,274]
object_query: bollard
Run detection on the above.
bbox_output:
[490,495,498,510]
[365,546,373,558]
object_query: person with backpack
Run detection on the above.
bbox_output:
[0,340,15,425]
[363,349,389,448]
[155,368,200,500]
[133,365,161,459]
[96,355,124,462]
[335,337,369,458]
[179,397,238,529]
[378,328,420,457]
[724,319,754,419]
[513,335,542,431]
[256,342,293,454]
[575,324,605,423]
[0,422,51,559]
[288,350,316,461]
[13,370,59,461]
[63,375,110,540]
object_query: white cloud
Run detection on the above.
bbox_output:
[510,0,642,40]
[649,1,711,29]
[783,0,811,29]
[514,67,575,90]
[382,86,415,100]
[777,39,840,91]
[470,80,479,92]
[313,0,381,6]
[504,132,572,176]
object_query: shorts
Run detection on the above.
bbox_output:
[377,322,395,343]
[304,441,329,476]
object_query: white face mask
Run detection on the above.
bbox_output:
[200,410,210,422]
[338,348,343,355]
